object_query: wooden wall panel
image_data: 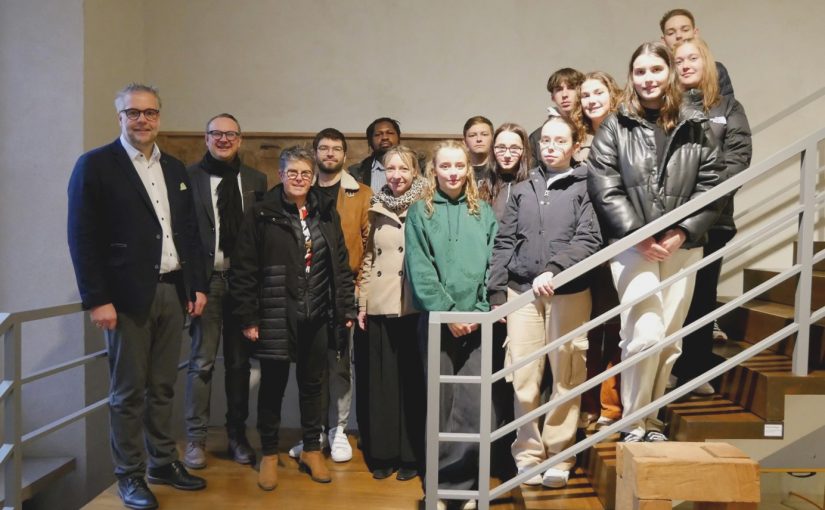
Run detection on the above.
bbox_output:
[157,132,459,188]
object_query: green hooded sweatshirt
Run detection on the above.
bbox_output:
[404,189,497,312]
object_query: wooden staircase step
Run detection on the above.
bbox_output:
[517,468,605,509]
[665,395,765,441]
[582,436,620,510]
[717,341,825,421]
[715,298,825,369]
[742,268,825,310]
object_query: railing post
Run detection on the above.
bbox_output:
[425,313,442,510]
[793,144,817,376]
[3,322,23,510]
[477,319,493,510]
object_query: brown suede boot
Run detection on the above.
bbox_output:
[299,450,331,483]
[257,454,279,491]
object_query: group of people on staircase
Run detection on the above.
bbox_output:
[66,7,751,510]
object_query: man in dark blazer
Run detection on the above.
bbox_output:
[182,113,267,470]
[68,83,207,510]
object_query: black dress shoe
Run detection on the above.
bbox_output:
[396,467,418,481]
[372,466,396,480]
[147,460,206,490]
[228,436,256,465]
[117,477,158,510]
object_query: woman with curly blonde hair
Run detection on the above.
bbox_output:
[404,139,497,507]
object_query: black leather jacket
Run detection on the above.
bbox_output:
[586,103,724,249]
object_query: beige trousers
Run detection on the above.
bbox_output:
[610,247,701,437]
[506,288,591,471]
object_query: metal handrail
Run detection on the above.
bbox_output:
[0,303,191,509]
[425,125,825,509]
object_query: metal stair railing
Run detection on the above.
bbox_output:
[424,125,825,509]
[0,305,191,510]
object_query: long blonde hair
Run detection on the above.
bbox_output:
[621,42,682,132]
[673,37,721,111]
[422,140,481,217]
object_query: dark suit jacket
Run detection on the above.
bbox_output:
[67,138,207,315]
[187,159,268,280]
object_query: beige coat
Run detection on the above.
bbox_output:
[358,201,418,317]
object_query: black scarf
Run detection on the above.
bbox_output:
[201,152,243,255]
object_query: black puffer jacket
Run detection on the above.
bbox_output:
[586,103,724,248]
[231,185,356,361]
[488,165,601,305]
[683,90,752,239]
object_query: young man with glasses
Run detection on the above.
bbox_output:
[182,114,268,471]
[68,83,208,510]
[231,146,357,490]
[287,128,371,465]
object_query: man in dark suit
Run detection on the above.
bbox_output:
[68,83,207,510]
[347,117,401,193]
[182,113,267,470]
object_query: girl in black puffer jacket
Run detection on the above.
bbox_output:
[671,37,752,394]
[586,41,724,443]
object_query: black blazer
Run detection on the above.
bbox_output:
[187,160,268,280]
[67,138,207,315]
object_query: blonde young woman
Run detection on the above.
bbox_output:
[357,145,428,481]
[671,37,752,394]
[587,42,723,443]
[405,140,497,509]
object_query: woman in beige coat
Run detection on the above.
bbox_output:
[357,145,427,481]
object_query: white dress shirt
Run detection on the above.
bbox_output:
[120,135,181,274]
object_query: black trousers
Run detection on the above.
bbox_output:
[674,230,731,383]
[418,313,488,491]
[257,318,328,455]
[363,314,425,468]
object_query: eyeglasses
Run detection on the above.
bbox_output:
[285,170,314,181]
[208,130,241,141]
[120,108,159,121]
[317,145,344,154]
[539,139,572,150]
[493,145,524,155]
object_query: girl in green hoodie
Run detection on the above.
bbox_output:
[405,140,497,504]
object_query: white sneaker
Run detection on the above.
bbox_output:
[287,433,326,459]
[517,466,542,486]
[542,468,570,488]
[328,426,352,462]
[595,416,616,429]
[461,500,477,510]
[712,321,728,342]
[692,381,715,396]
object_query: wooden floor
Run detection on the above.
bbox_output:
[82,428,604,510]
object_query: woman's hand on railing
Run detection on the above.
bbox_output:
[448,322,478,338]
[357,310,367,331]
[90,303,117,330]
[635,237,670,262]
[532,271,555,297]
[242,325,259,342]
